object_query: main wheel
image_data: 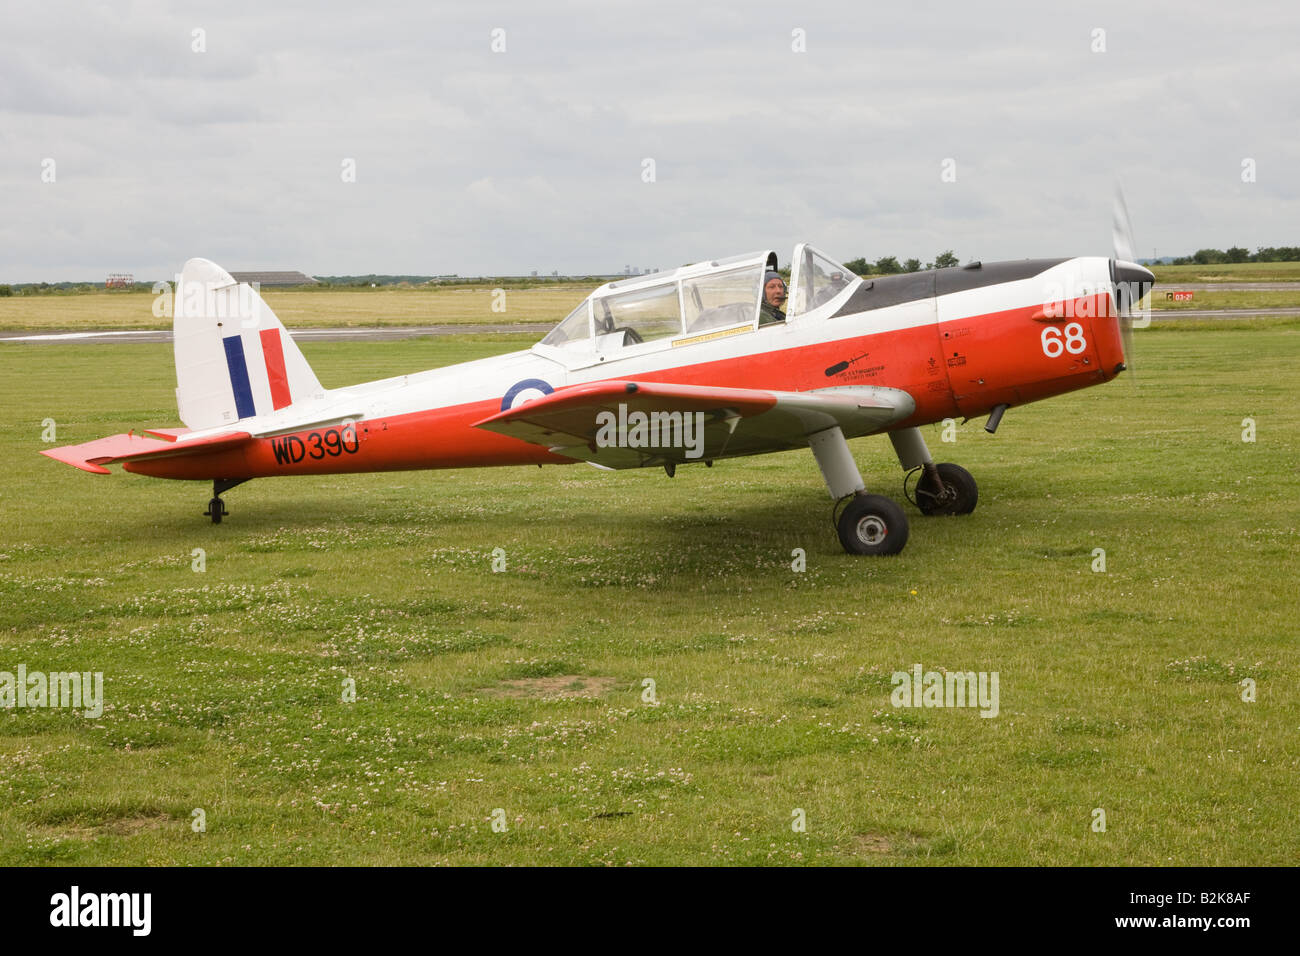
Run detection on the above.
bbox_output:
[837,494,909,556]
[208,497,224,524]
[916,463,978,516]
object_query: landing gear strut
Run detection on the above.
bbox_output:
[808,425,982,554]
[910,462,978,516]
[810,425,911,556]
[204,478,250,524]
[890,427,979,516]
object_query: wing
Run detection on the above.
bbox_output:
[472,380,915,469]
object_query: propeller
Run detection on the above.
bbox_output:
[1110,186,1155,378]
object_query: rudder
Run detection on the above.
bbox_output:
[173,258,324,429]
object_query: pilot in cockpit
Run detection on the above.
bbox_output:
[759,271,788,326]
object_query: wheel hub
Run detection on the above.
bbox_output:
[856,514,887,545]
[922,478,955,503]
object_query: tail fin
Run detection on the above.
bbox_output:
[173,258,324,429]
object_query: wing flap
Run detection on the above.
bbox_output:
[473,380,914,469]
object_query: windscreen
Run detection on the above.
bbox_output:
[540,299,592,348]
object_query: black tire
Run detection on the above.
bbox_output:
[837,494,909,556]
[916,463,978,516]
[209,498,224,524]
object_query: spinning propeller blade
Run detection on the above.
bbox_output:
[1110,186,1154,379]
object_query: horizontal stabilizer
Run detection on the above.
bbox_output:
[42,430,252,475]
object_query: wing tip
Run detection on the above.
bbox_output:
[40,446,113,475]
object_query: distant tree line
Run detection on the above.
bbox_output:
[841,251,960,276]
[1170,247,1300,265]
[0,281,153,296]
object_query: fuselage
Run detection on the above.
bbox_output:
[124,256,1127,481]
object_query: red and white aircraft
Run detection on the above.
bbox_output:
[43,245,1153,555]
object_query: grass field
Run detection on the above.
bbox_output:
[1149,290,1300,312]
[1150,261,1300,283]
[0,285,588,332]
[1,324,1298,865]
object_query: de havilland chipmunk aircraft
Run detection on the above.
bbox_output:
[43,243,1153,555]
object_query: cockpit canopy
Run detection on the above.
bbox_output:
[788,245,858,317]
[539,245,856,354]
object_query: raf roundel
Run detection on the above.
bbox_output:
[500,378,555,411]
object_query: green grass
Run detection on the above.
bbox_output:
[1147,315,1300,332]
[0,286,588,332]
[1150,261,1300,283]
[1,327,1297,865]
[1150,290,1300,312]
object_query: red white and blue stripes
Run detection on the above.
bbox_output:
[221,328,294,420]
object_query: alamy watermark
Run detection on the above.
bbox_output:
[891,663,999,718]
[1041,276,1151,328]
[1,665,103,718]
[152,275,264,328]
[594,404,705,459]
[50,886,150,936]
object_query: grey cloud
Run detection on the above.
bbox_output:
[2,0,1297,281]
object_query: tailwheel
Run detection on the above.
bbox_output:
[203,478,248,524]
[836,493,909,556]
[204,497,227,524]
[913,462,978,516]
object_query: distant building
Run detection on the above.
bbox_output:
[229,271,318,286]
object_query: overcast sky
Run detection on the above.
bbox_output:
[2,0,1297,281]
